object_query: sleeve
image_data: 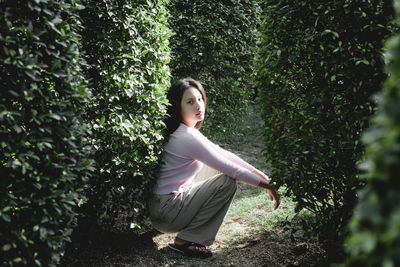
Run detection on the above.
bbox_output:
[208,142,255,172]
[197,131,261,172]
[183,132,261,187]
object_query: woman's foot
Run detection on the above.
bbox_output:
[168,237,212,258]
[174,237,190,246]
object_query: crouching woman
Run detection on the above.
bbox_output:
[149,78,280,258]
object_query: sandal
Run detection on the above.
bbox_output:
[168,242,212,258]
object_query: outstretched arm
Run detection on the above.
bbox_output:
[183,129,279,204]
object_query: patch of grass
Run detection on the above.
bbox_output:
[218,183,298,246]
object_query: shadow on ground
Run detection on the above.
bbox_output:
[62,223,327,267]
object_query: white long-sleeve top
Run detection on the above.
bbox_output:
[153,123,262,195]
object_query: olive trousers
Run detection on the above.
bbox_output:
[149,168,237,246]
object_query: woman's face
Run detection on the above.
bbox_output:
[181,86,205,128]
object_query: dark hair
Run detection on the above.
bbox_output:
[164,78,207,136]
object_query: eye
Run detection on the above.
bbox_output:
[187,100,193,104]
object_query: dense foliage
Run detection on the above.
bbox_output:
[3,0,398,264]
[345,0,400,265]
[0,0,92,266]
[78,0,171,233]
[256,0,394,255]
[168,0,260,138]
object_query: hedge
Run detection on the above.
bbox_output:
[168,0,261,139]
[256,0,394,256]
[345,0,400,265]
[78,0,171,233]
[0,0,92,266]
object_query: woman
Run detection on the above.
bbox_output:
[149,78,280,258]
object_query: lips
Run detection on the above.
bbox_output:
[196,111,203,116]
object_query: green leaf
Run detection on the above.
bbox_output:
[49,114,61,120]
[2,244,11,252]
[356,59,370,65]
[1,213,11,223]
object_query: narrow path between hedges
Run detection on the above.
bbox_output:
[62,104,327,267]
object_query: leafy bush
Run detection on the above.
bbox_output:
[0,0,92,266]
[168,0,261,139]
[256,0,394,256]
[345,0,400,265]
[78,0,171,233]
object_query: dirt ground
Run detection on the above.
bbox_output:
[62,216,327,267]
